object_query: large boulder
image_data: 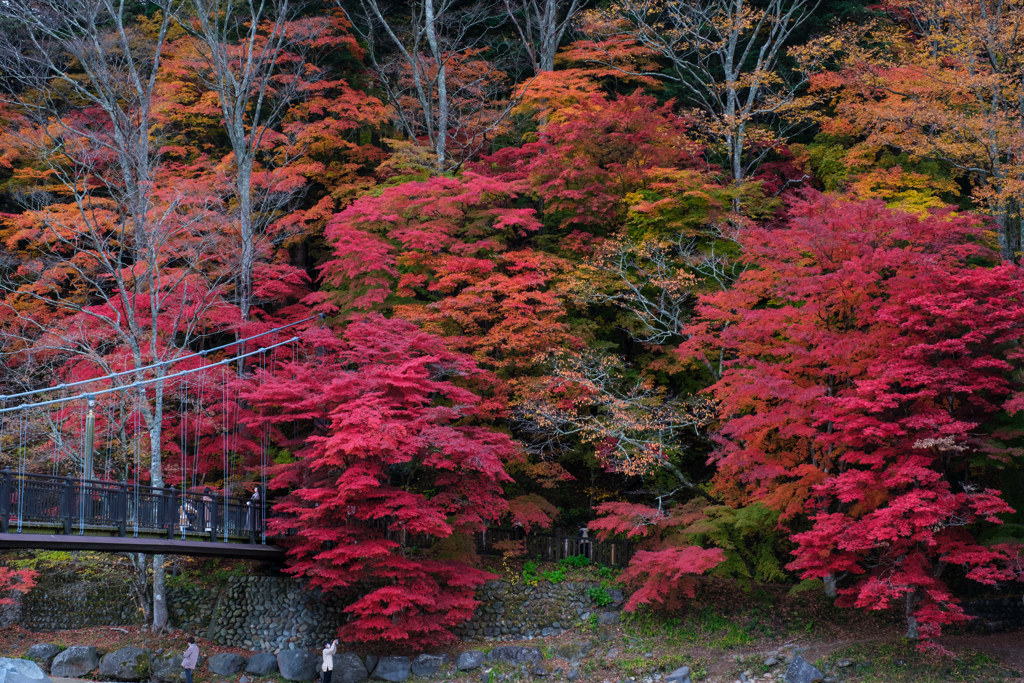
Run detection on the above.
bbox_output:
[454,652,485,672]
[410,655,446,678]
[333,653,368,683]
[50,647,99,678]
[208,653,247,676]
[277,651,317,682]
[486,648,542,666]
[245,653,279,676]
[784,656,825,683]
[665,666,691,683]
[371,657,409,683]
[99,648,152,681]
[0,659,51,683]
[150,653,184,683]
[24,646,61,674]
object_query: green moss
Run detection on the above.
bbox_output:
[132,652,151,677]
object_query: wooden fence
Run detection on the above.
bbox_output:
[477,527,634,567]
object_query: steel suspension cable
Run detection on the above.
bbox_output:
[0,316,316,402]
[0,337,300,414]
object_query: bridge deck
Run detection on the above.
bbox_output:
[0,472,286,559]
[0,533,286,559]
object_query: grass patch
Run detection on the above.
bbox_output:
[817,641,1019,683]
[623,606,766,651]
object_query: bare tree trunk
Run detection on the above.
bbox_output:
[905,590,921,640]
[152,555,169,632]
[424,0,448,170]
[238,162,256,321]
[581,0,821,181]
[823,573,838,599]
[504,0,583,73]
[186,0,293,321]
[343,0,513,172]
[128,553,153,624]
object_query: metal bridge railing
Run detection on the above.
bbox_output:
[0,471,265,544]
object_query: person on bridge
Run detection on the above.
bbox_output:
[246,487,261,532]
[321,638,339,683]
[182,636,199,683]
[202,488,213,531]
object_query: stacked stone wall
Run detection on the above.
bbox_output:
[19,571,142,630]
[6,569,623,650]
[199,577,348,652]
[452,580,621,641]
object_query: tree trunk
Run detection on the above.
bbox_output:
[149,371,168,634]
[905,590,921,640]
[238,162,255,321]
[152,555,169,633]
[538,0,558,72]
[823,573,838,599]
[424,0,448,170]
[128,552,152,624]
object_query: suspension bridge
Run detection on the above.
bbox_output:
[0,321,314,561]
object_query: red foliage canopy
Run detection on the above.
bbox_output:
[241,314,517,648]
[683,192,1024,639]
[480,91,711,232]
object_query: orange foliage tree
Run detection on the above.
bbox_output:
[811,0,1024,260]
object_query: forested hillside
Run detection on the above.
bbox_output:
[0,0,1022,651]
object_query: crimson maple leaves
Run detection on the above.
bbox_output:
[684,192,1024,639]
[241,316,517,646]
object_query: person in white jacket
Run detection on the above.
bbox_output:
[322,639,339,683]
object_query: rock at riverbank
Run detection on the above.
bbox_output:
[0,659,51,683]
[50,647,99,678]
[99,647,152,681]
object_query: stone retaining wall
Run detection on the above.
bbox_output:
[7,569,620,649]
[191,577,348,652]
[452,580,622,641]
[18,571,141,631]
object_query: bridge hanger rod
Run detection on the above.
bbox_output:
[0,315,317,402]
[0,336,300,414]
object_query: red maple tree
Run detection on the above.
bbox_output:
[683,191,1023,640]
[481,91,711,232]
[241,314,517,647]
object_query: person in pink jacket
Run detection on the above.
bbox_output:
[182,636,199,683]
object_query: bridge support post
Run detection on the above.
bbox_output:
[209,498,218,543]
[248,503,256,545]
[117,483,127,538]
[61,477,72,534]
[83,395,95,481]
[0,469,10,533]
[166,487,176,540]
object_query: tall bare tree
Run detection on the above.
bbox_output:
[340,0,515,171]
[0,0,226,633]
[183,0,306,322]
[580,0,826,181]
[504,0,583,72]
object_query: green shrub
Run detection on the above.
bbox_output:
[542,566,567,583]
[588,586,613,606]
[560,555,590,569]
